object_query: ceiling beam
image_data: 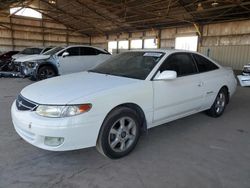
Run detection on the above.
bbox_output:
[39,0,106,35]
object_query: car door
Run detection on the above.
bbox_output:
[57,47,81,75]
[192,54,221,109]
[152,52,204,125]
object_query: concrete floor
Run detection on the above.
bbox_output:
[0,78,250,188]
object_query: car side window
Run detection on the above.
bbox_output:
[159,53,198,77]
[33,48,43,54]
[193,54,219,73]
[66,47,80,56]
[79,47,97,55]
[43,48,52,53]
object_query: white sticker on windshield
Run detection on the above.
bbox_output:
[143,52,162,57]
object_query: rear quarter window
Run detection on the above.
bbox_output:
[193,54,219,73]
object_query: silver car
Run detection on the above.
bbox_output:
[18,45,111,80]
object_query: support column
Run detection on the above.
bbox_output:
[128,32,131,50]
[66,27,69,46]
[158,29,161,49]
[142,31,145,49]
[116,34,119,54]
[10,17,14,50]
[41,18,45,46]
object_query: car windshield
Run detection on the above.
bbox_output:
[43,47,64,55]
[90,51,165,80]
[20,48,43,55]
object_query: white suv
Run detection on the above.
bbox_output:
[18,45,111,80]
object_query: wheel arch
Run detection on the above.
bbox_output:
[114,103,147,131]
[36,63,59,76]
[221,85,229,104]
[96,102,147,144]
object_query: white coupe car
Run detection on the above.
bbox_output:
[11,50,237,158]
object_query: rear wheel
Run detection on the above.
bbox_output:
[206,88,228,117]
[37,66,56,80]
[97,107,141,159]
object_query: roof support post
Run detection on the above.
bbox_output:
[128,33,131,50]
[142,31,145,49]
[66,27,69,46]
[10,17,14,50]
[157,29,161,49]
[41,17,45,47]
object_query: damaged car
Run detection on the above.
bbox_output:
[10,47,53,71]
[18,45,111,80]
[0,50,19,71]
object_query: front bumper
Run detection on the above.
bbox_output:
[19,65,35,77]
[11,101,103,151]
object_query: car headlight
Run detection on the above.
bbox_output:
[36,104,92,118]
[24,61,36,68]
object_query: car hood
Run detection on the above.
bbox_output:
[14,54,50,62]
[21,72,139,104]
[12,54,28,60]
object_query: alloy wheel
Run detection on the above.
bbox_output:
[108,117,137,152]
[215,92,226,114]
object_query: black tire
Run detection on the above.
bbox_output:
[206,87,228,118]
[37,66,56,80]
[7,61,15,71]
[97,107,141,159]
[28,76,37,81]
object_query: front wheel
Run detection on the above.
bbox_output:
[97,107,141,159]
[37,66,56,80]
[206,88,228,117]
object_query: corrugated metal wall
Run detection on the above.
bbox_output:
[90,20,250,70]
[200,45,250,70]
[0,14,90,52]
[199,20,250,70]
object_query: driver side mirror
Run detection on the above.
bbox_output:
[154,70,177,80]
[62,51,69,58]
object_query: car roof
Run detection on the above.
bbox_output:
[123,48,212,57]
[128,48,196,53]
[63,45,107,52]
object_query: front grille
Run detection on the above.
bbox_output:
[16,95,38,111]
[19,65,25,75]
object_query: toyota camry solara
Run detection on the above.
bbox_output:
[11,50,237,158]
